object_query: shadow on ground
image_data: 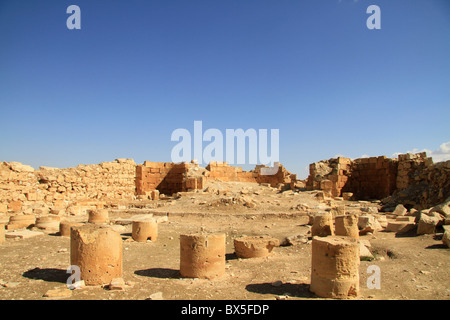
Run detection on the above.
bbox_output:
[134,268,180,279]
[245,282,315,299]
[22,267,68,283]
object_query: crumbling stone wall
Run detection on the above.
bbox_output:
[206,161,292,187]
[136,162,187,196]
[206,161,248,182]
[343,156,398,200]
[384,158,450,209]
[135,160,293,196]
[135,161,206,196]
[254,163,293,187]
[396,152,433,190]
[307,152,450,208]
[0,159,136,214]
[306,157,351,197]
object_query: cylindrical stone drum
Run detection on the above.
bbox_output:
[59,221,84,237]
[310,236,360,299]
[311,212,334,237]
[334,214,359,239]
[132,219,158,242]
[8,214,36,230]
[180,233,225,279]
[88,209,109,224]
[70,224,122,286]
[0,223,5,244]
[35,215,61,232]
[234,236,280,258]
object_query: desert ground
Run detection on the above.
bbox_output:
[0,181,449,300]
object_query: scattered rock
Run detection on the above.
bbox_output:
[430,200,450,218]
[43,288,73,298]
[271,280,283,287]
[385,221,416,233]
[393,204,407,216]
[281,234,309,246]
[5,230,44,239]
[442,231,450,248]
[359,242,374,261]
[417,214,440,235]
[108,278,127,291]
[358,215,382,234]
[147,291,164,300]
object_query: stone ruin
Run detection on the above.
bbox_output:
[1,151,449,299]
[0,159,294,218]
[2,151,445,216]
[306,152,449,210]
[136,160,295,197]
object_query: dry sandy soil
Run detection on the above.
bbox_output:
[0,181,449,301]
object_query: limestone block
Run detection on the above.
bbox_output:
[59,221,84,237]
[385,221,416,233]
[358,215,382,233]
[417,214,439,235]
[35,215,61,232]
[342,192,353,201]
[70,224,123,286]
[430,200,450,218]
[88,209,109,224]
[8,200,22,213]
[310,236,360,299]
[335,214,359,239]
[395,216,416,222]
[443,231,450,248]
[311,212,334,237]
[132,219,158,242]
[151,190,160,201]
[393,204,407,216]
[234,236,280,258]
[6,229,44,239]
[7,214,36,230]
[180,233,225,279]
[0,223,5,244]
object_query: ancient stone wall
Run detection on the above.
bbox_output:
[135,160,293,196]
[343,156,398,200]
[136,162,186,196]
[307,152,449,208]
[0,159,136,215]
[135,161,207,196]
[306,157,351,197]
[206,161,292,187]
[385,158,450,209]
[206,161,248,182]
[396,152,433,190]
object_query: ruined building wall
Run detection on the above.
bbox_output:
[306,152,450,208]
[396,152,433,190]
[387,154,449,209]
[206,161,252,182]
[206,161,292,187]
[343,156,398,200]
[135,161,293,196]
[135,161,206,196]
[0,159,137,214]
[306,157,351,198]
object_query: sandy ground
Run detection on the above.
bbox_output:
[0,181,449,300]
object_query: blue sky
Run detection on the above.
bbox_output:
[0,0,449,178]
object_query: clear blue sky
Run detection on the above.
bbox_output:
[1,0,449,178]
